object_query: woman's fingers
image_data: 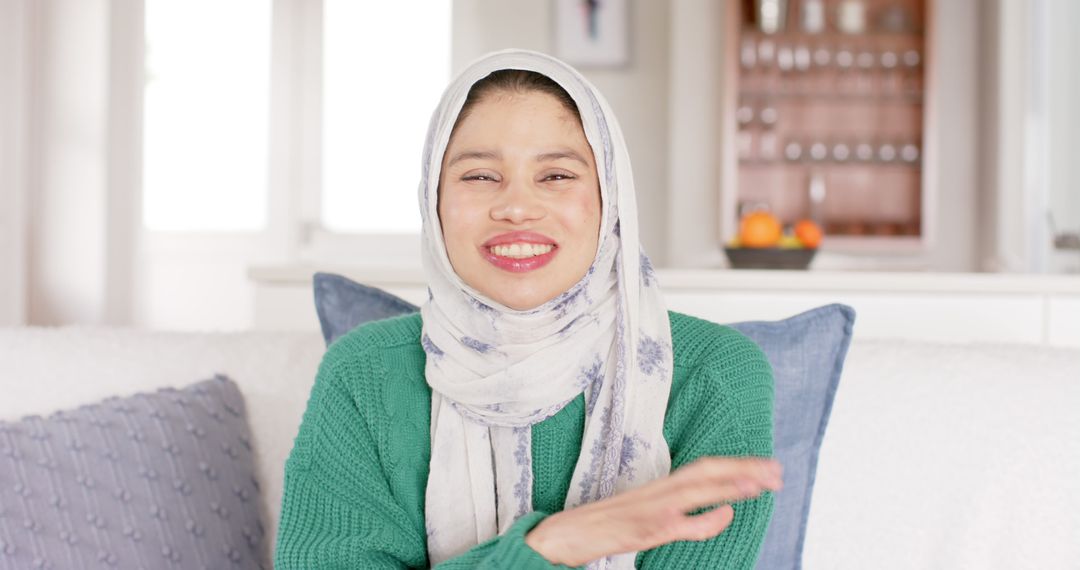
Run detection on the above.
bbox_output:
[674,504,736,542]
[524,457,781,565]
[669,457,783,511]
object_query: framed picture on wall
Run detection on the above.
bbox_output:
[553,0,630,67]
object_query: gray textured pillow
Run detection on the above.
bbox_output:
[0,374,268,569]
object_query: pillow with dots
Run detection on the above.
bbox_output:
[0,374,268,569]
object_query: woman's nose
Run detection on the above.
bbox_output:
[490,181,545,224]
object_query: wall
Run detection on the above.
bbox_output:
[921,0,980,272]
[26,0,112,325]
[979,0,1080,275]
[1045,0,1080,273]
[666,0,726,268]
[0,0,29,326]
[452,0,671,265]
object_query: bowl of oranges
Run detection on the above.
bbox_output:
[724,211,822,270]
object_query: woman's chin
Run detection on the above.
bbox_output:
[491,292,552,312]
[480,284,560,312]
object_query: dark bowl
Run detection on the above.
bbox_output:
[723,247,817,270]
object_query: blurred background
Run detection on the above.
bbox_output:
[1,0,1078,331]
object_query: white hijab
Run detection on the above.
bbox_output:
[419,49,672,569]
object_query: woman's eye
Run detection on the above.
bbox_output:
[543,173,576,182]
[462,174,497,182]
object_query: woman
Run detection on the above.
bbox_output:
[275,49,781,569]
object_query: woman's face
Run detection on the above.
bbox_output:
[438,89,601,311]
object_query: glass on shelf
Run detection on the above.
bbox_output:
[836,0,867,35]
[831,141,851,162]
[855,142,875,162]
[900,142,920,164]
[877,142,898,162]
[902,49,923,96]
[784,140,803,161]
[800,0,826,34]
[755,0,789,35]
[736,101,756,162]
[740,38,758,69]
[880,49,901,94]
[758,102,780,161]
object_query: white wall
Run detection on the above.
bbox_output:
[0,0,30,326]
[921,0,979,272]
[452,0,671,265]
[26,0,112,325]
[12,0,143,328]
[666,0,726,268]
[980,0,1080,275]
[1045,0,1080,274]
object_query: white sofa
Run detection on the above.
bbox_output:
[3,324,1078,568]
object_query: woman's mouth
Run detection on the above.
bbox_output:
[482,242,558,272]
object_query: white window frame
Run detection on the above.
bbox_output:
[128,0,429,269]
[279,0,425,269]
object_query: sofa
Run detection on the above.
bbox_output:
[2,319,1078,568]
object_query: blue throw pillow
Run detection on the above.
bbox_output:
[313,272,419,346]
[729,304,854,570]
[312,273,854,569]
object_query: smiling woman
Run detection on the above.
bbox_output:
[276,49,779,570]
[438,71,602,310]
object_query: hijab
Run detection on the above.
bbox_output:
[418,49,672,569]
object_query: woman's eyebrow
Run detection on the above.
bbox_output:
[447,150,501,167]
[535,150,590,167]
[447,149,590,168]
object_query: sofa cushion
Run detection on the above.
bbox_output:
[729,304,854,570]
[0,375,268,569]
[314,271,419,346]
[313,273,854,569]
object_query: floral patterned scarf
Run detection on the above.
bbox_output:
[419,49,672,569]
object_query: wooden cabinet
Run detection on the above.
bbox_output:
[720,0,935,253]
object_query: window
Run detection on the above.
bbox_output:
[142,0,271,232]
[141,0,451,241]
[322,0,451,234]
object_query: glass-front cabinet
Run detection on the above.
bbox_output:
[721,0,933,253]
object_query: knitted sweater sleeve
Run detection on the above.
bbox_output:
[274,349,568,570]
[635,327,776,569]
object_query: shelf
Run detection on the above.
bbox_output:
[740,27,926,41]
[738,90,923,103]
[724,0,930,255]
[738,159,921,169]
[819,235,924,254]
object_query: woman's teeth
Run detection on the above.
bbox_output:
[489,243,554,258]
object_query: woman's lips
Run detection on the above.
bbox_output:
[481,231,556,247]
[481,244,558,273]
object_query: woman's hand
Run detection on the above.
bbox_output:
[524,456,782,567]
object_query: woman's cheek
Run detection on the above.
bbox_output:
[570,189,601,232]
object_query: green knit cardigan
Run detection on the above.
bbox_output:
[275,310,775,569]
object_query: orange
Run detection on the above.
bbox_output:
[739,211,783,248]
[794,219,823,249]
